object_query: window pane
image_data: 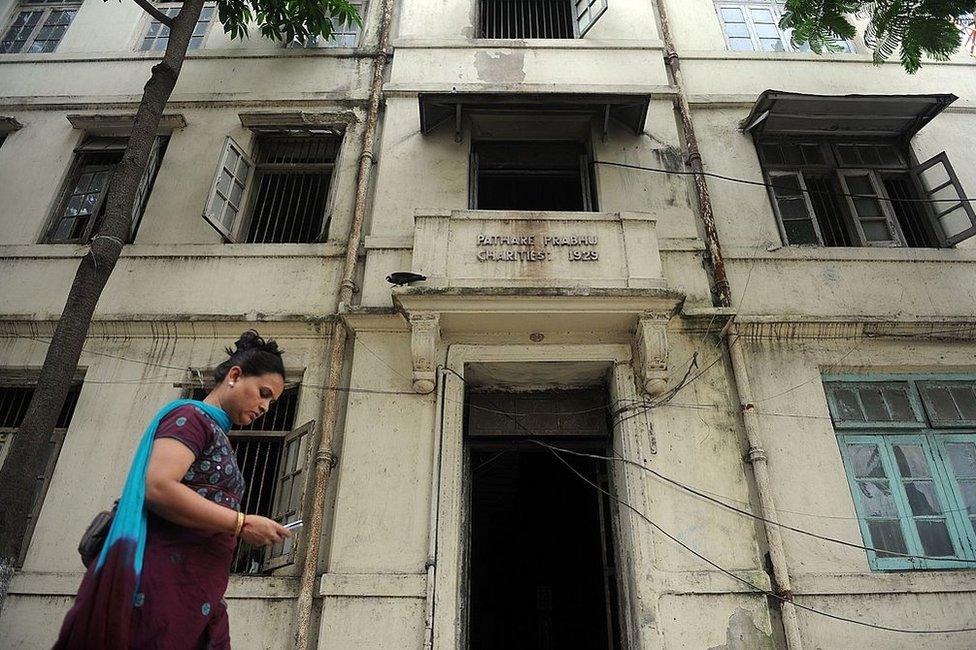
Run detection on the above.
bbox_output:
[783,220,818,245]
[848,444,884,478]
[759,37,785,52]
[958,480,976,511]
[749,8,774,22]
[724,23,750,37]
[857,480,899,517]
[946,443,976,477]
[761,143,783,165]
[859,386,888,421]
[893,444,929,478]
[754,23,779,38]
[720,7,745,22]
[950,386,976,420]
[800,144,824,165]
[903,481,941,516]
[916,519,954,556]
[861,219,892,242]
[728,37,756,51]
[882,386,914,421]
[867,520,908,557]
[831,387,864,422]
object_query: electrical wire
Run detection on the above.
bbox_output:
[534,439,976,635]
[594,160,976,205]
[532,439,976,565]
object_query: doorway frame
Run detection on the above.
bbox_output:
[432,343,660,649]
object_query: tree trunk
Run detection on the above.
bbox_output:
[0,0,205,606]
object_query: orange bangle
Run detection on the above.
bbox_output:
[233,511,245,537]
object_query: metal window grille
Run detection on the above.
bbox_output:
[0,0,80,54]
[0,381,82,566]
[479,0,574,39]
[287,0,364,48]
[244,136,338,244]
[805,174,853,246]
[188,385,300,574]
[883,174,938,248]
[140,4,215,51]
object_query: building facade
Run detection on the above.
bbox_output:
[0,0,974,647]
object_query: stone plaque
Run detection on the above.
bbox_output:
[412,210,663,289]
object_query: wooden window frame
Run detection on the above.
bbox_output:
[837,169,905,247]
[0,0,81,54]
[827,374,976,571]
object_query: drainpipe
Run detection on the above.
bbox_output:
[423,368,447,650]
[650,1,802,647]
[293,0,396,645]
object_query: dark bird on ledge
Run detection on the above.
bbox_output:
[386,272,427,286]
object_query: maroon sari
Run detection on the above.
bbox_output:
[56,404,245,649]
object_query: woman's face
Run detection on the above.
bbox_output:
[223,367,285,426]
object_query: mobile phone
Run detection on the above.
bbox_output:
[283,520,304,531]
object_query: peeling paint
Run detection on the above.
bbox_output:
[707,607,773,650]
[473,51,526,83]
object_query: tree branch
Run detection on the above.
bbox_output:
[131,0,174,28]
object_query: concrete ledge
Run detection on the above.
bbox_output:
[7,571,299,599]
[657,569,772,595]
[319,573,427,598]
[393,38,666,50]
[792,571,976,596]
[0,243,346,259]
[724,245,976,264]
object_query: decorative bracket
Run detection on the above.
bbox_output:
[409,312,440,394]
[633,313,669,396]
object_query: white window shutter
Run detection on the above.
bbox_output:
[767,171,822,245]
[573,0,608,38]
[913,152,976,247]
[130,136,164,239]
[203,136,252,243]
[264,420,315,571]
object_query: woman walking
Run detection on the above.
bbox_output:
[56,330,292,649]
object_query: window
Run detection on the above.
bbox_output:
[139,3,215,51]
[286,0,364,48]
[758,140,976,248]
[478,0,607,39]
[185,384,312,573]
[826,376,976,570]
[714,1,854,53]
[45,135,168,243]
[0,379,82,565]
[0,0,79,53]
[203,134,339,243]
[471,140,596,211]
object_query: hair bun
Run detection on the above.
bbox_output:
[225,329,281,357]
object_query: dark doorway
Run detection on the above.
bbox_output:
[466,390,621,650]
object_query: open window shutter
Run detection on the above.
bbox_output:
[130,136,164,239]
[203,136,252,243]
[913,152,976,247]
[767,171,822,245]
[264,420,315,571]
[573,0,608,38]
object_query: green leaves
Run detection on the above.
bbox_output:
[780,0,975,72]
[217,0,363,46]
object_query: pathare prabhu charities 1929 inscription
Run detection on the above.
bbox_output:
[475,234,600,262]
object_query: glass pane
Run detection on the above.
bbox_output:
[749,8,775,23]
[893,444,929,478]
[848,444,885,478]
[860,387,888,421]
[946,443,976,478]
[783,220,818,245]
[211,194,226,219]
[916,519,954,556]
[729,37,756,51]
[801,144,824,165]
[781,144,803,166]
[867,520,908,557]
[217,170,232,197]
[903,481,941,515]
[760,37,785,52]
[853,198,883,220]
[923,386,959,421]
[832,387,864,422]
[959,481,976,511]
[65,195,82,216]
[229,180,244,206]
[882,386,914,421]
[754,24,780,39]
[860,146,881,166]
[846,174,873,194]
[950,386,976,420]
[861,219,891,242]
[858,480,899,517]
[724,23,750,37]
[720,7,745,22]
[761,144,783,165]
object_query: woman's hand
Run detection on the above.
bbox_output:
[240,515,291,547]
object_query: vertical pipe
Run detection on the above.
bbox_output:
[293,0,395,643]
[423,368,446,650]
[651,0,801,646]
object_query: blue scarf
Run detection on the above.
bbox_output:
[96,399,232,578]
